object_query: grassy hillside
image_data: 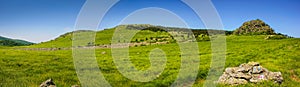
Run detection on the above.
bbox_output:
[1,24,299,86]
[1,34,300,86]
[28,26,172,48]
[28,24,231,48]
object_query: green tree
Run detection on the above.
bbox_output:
[0,40,23,46]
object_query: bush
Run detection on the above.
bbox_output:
[196,35,210,42]
[0,40,28,46]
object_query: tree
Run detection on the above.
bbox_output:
[0,40,22,46]
[233,19,276,35]
[87,42,94,46]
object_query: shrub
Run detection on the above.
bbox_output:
[196,35,210,42]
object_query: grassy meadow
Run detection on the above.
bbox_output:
[0,32,300,86]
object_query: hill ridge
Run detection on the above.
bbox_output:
[0,35,34,46]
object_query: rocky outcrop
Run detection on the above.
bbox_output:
[218,62,283,85]
[233,19,276,35]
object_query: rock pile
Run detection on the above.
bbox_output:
[218,62,283,85]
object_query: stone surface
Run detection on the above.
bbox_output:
[269,72,284,84]
[217,62,284,85]
[40,79,56,87]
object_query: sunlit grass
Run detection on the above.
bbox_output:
[0,35,300,86]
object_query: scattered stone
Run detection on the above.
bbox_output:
[217,62,283,85]
[40,78,56,87]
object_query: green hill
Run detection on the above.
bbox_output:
[29,24,232,48]
[0,36,9,40]
[0,36,34,46]
[0,24,299,86]
[1,32,299,86]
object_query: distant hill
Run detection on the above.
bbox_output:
[0,36,34,46]
[30,24,232,48]
[117,24,233,35]
[0,36,9,40]
[30,23,291,48]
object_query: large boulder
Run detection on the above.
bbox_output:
[217,62,283,85]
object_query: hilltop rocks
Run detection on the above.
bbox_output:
[40,79,56,87]
[218,62,283,85]
[233,19,276,35]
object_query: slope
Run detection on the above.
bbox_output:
[29,24,231,48]
[0,36,34,46]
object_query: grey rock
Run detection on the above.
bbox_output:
[40,79,56,87]
[233,72,252,79]
[218,73,230,83]
[249,74,267,83]
[251,66,263,74]
[238,63,252,72]
[225,67,235,74]
[248,62,260,66]
[226,78,248,85]
[268,72,284,84]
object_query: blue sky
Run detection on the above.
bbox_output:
[0,0,299,43]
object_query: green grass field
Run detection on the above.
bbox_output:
[1,34,300,86]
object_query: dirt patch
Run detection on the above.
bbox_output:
[290,70,300,82]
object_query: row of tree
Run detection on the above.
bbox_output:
[0,40,34,46]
